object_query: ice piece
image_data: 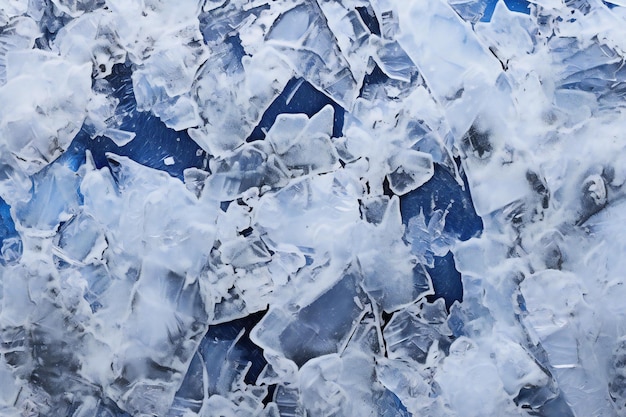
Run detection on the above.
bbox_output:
[393,0,502,138]
[131,23,207,130]
[203,142,290,201]
[251,266,370,367]
[267,105,339,175]
[383,303,452,363]
[386,149,434,195]
[475,1,535,62]
[434,337,527,417]
[13,164,82,234]
[0,16,40,86]
[0,50,92,174]
[171,314,271,417]
[254,171,362,255]
[317,1,374,84]
[371,38,418,83]
[355,196,432,312]
[448,0,498,23]
[298,350,409,417]
[53,212,107,265]
[190,43,292,155]
[266,3,360,109]
[53,9,126,78]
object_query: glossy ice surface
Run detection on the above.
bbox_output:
[1,0,626,416]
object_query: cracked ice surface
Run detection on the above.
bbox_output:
[2,0,626,416]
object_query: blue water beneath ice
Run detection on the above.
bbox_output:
[3,7,514,409]
[32,59,481,415]
[57,63,207,179]
[0,196,19,265]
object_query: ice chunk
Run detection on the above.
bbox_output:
[434,337,525,417]
[267,105,339,175]
[189,44,292,155]
[0,50,92,174]
[383,301,452,364]
[13,164,82,234]
[254,171,362,255]
[266,3,360,109]
[354,196,432,312]
[251,266,370,367]
[298,350,407,417]
[53,10,126,78]
[371,37,418,83]
[393,0,502,138]
[131,24,207,131]
[53,212,107,265]
[0,16,40,86]
[448,0,497,23]
[203,142,289,201]
[386,150,434,195]
[317,1,374,84]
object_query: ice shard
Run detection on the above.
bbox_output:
[3,0,626,416]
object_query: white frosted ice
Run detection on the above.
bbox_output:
[3,0,626,416]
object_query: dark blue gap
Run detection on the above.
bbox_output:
[202,310,267,385]
[59,62,207,179]
[504,0,531,14]
[356,6,381,36]
[0,197,17,243]
[361,64,390,88]
[603,1,619,8]
[0,196,21,266]
[400,164,482,241]
[426,252,463,310]
[247,77,345,142]
[400,163,483,309]
[480,0,500,22]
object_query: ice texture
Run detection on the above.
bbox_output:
[2,0,626,416]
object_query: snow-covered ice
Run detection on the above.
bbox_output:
[2,0,626,416]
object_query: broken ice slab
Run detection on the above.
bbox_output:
[375,357,437,415]
[170,312,269,416]
[203,141,290,201]
[106,262,209,416]
[371,37,418,83]
[189,38,293,156]
[13,163,82,234]
[248,77,345,142]
[52,9,126,79]
[0,16,40,86]
[266,105,340,175]
[265,2,360,110]
[386,149,434,195]
[254,171,362,255]
[448,0,499,23]
[131,24,207,105]
[355,197,432,312]
[0,49,92,174]
[316,1,373,84]
[53,211,107,266]
[383,300,452,363]
[298,350,411,417]
[393,0,502,138]
[250,266,370,367]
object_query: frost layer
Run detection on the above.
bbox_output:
[1,0,626,417]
